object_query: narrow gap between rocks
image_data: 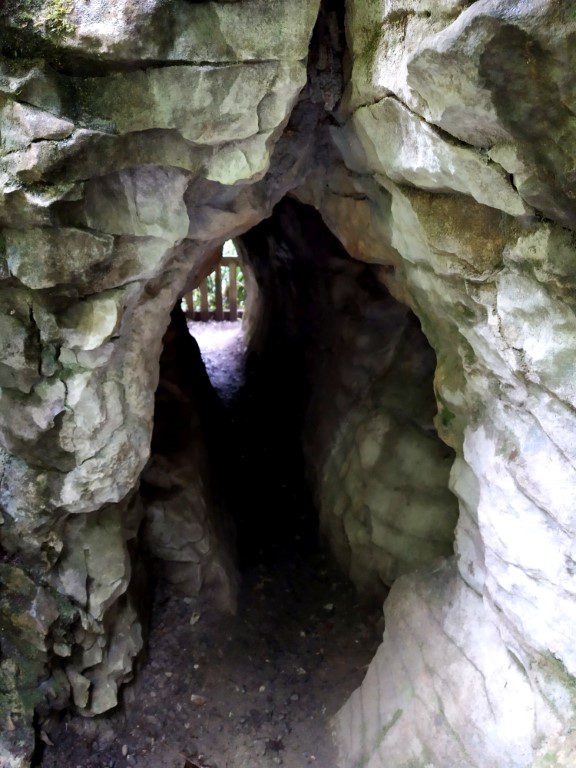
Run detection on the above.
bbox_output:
[41,199,454,768]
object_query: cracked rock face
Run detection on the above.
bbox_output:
[1,0,576,767]
[299,2,576,766]
[0,0,320,762]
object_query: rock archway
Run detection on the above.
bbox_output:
[1,1,576,766]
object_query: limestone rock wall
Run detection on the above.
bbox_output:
[337,559,574,768]
[293,1,576,765]
[0,1,320,763]
[2,0,576,766]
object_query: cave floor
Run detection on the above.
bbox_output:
[40,320,381,768]
[41,550,380,768]
[189,321,246,404]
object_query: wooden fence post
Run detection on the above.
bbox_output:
[183,292,194,317]
[215,264,224,321]
[200,281,210,321]
[229,262,238,321]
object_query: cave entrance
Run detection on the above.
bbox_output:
[42,199,457,768]
[207,199,457,582]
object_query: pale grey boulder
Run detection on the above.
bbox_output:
[4,227,114,290]
[342,0,576,227]
[299,99,576,762]
[80,63,291,144]
[81,167,192,240]
[336,559,571,768]
[350,97,529,216]
[0,100,74,154]
[341,0,473,115]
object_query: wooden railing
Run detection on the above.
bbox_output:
[184,257,243,322]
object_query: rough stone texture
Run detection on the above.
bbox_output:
[1,0,319,64]
[339,0,576,229]
[306,307,458,594]
[0,0,320,762]
[293,2,576,765]
[2,0,576,766]
[0,563,63,767]
[347,96,529,216]
[337,559,572,768]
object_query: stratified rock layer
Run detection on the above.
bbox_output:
[295,2,576,766]
[0,0,320,762]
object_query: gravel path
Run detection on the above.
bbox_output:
[188,321,246,405]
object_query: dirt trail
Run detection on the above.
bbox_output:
[189,321,246,404]
[41,322,381,768]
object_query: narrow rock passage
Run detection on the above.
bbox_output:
[42,565,379,768]
[41,321,381,768]
[189,321,247,405]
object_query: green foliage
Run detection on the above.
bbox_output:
[43,0,75,36]
[439,406,456,428]
[7,0,75,39]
